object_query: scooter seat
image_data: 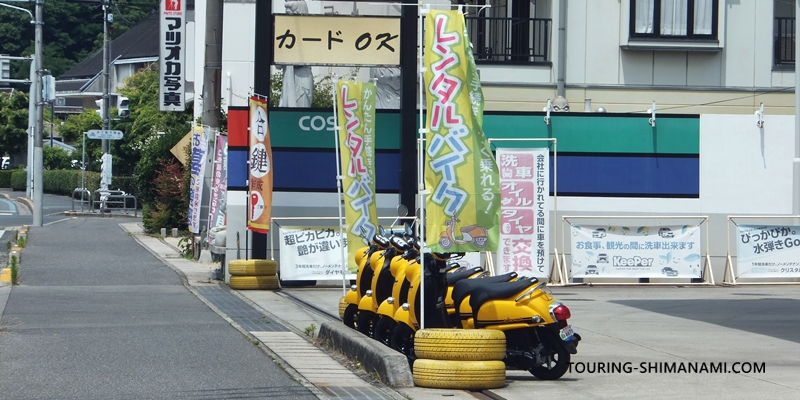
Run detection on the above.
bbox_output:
[451,272,522,327]
[469,278,538,328]
[446,266,484,287]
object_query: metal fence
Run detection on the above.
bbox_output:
[465,16,552,64]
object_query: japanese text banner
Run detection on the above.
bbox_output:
[279,226,353,281]
[188,126,207,233]
[248,96,273,234]
[336,81,378,273]
[159,0,185,111]
[570,225,702,278]
[497,148,550,278]
[736,225,800,278]
[207,135,228,243]
[424,9,500,253]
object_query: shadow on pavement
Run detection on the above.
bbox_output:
[612,298,800,344]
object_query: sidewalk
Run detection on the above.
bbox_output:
[121,222,477,400]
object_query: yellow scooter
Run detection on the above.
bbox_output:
[454,278,581,380]
[341,232,389,329]
[355,234,409,336]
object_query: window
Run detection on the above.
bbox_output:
[774,0,795,67]
[630,0,718,40]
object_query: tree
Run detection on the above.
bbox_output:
[0,91,28,157]
[43,146,74,170]
[114,64,194,177]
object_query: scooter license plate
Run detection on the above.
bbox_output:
[559,325,575,341]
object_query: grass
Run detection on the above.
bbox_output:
[10,255,19,285]
[16,236,26,248]
[304,323,317,339]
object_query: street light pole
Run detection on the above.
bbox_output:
[32,0,44,227]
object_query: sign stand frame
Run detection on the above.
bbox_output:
[723,215,800,286]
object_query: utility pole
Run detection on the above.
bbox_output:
[102,0,110,155]
[32,0,44,227]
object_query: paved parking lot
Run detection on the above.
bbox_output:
[287,283,800,399]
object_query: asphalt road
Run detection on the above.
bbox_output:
[0,189,75,227]
[0,217,318,400]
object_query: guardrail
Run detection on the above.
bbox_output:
[72,188,92,212]
[93,189,138,217]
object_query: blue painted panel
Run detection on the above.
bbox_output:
[227,149,249,188]
[272,150,401,192]
[554,155,699,197]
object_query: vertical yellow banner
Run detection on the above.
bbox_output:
[423,10,500,253]
[248,95,273,234]
[336,81,379,272]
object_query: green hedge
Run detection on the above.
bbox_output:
[10,171,25,191]
[0,170,12,188]
[42,170,101,196]
[9,170,140,203]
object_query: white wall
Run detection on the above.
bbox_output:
[221,1,256,110]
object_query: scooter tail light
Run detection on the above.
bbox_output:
[552,304,571,321]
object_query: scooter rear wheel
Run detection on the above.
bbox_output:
[529,343,571,380]
[342,304,359,329]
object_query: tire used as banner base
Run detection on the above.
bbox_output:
[412,359,506,390]
[414,328,506,361]
[229,275,280,290]
[228,259,278,276]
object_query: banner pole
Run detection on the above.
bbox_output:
[417,4,427,331]
[332,77,348,296]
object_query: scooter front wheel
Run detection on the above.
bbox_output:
[390,322,416,367]
[529,343,571,380]
[342,304,359,329]
[373,316,396,346]
[356,311,376,337]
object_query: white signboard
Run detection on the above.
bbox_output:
[159,0,186,111]
[570,225,702,278]
[86,130,123,140]
[736,225,800,278]
[279,226,353,281]
[497,148,550,278]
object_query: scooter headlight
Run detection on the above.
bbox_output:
[350,285,357,291]
[366,290,373,297]
[401,303,409,311]
[387,297,394,305]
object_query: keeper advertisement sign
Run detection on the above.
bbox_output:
[570,225,702,279]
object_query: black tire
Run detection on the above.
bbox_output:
[390,322,416,367]
[342,304,359,329]
[373,316,396,346]
[529,343,571,380]
[356,310,376,337]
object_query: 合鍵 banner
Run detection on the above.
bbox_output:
[570,225,702,278]
[248,96,273,234]
[736,225,800,278]
[279,226,353,281]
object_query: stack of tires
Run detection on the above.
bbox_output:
[228,259,280,290]
[412,329,507,390]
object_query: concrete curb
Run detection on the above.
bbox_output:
[318,321,414,388]
[17,197,33,213]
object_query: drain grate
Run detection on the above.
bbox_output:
[194,286,288,332]
[322,386,397,400]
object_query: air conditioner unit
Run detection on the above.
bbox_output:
[56,97,66,106]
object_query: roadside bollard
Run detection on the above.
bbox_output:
[160,228,167,237]
[172,228,178,238]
